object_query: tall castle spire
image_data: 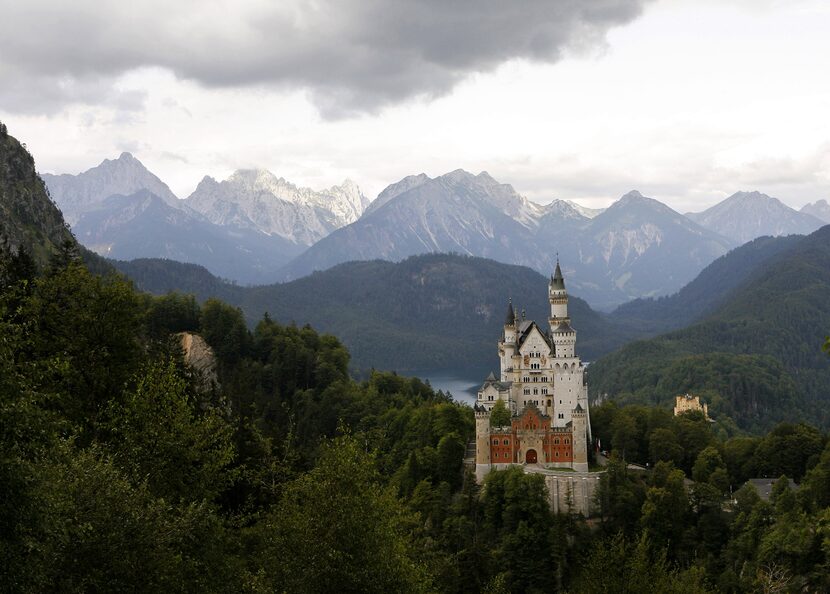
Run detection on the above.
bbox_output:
[504,298,515,326]
[549,259,569,325]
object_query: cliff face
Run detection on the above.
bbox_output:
[0,121,75,264]
[178,331,219,391]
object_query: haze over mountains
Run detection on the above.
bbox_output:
[41,152,827,308]
[801,199,830,223]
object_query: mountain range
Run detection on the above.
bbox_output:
[40,149,827,309]
[283,174,735,308]
[41,153,368,283]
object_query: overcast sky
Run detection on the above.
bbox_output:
[1,0,828,212]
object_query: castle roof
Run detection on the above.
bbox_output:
[550,261,565,290]
[504,300,515,325]
[480,373,512,391]
[515,320,553,350]
[552,321,575,334]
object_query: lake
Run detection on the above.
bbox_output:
[406,367,492,406]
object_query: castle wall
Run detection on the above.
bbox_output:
[543,472,602,516]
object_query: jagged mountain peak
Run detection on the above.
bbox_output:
[41,150,181,226]
[185,168,368,244]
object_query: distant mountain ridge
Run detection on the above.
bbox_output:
[40,152,821,309]
[686,190,824,244]
[281,178,733,309]
[71,190,305,283]
[801,199,830,223]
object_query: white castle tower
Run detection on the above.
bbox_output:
[475,261,592,480]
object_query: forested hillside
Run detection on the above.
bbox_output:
[590,225,830,432]
[116,253,651,371]
[612,234,805,333]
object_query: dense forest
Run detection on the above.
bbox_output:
[4,244,830,592]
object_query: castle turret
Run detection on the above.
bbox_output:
[501,299,517,380]
[475,406,492,482]
[503,299,516,343]
[571,403,588,472]
[549,261,569,325]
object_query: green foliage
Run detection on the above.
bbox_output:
[575,533,714,593]
[247,433,432,593]
[145,292,201,339]
[106,359,236,502]
[489,398,511,427]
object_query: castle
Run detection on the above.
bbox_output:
[474,262,591,481]
[674,393,710,419]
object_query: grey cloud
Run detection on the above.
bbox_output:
[0,0,651,117]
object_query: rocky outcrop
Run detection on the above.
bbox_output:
[178,332,219,392]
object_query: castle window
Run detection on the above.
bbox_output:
[492,439,499,445]
[554,438,560,445]
[488,395,493,401]
[565,439,570,444]
[503,439,509,445]
[558,413,564,419]
[523,388,530,395]
[541,388,548,395]
[555,451,559,457]
[533,389,538,395]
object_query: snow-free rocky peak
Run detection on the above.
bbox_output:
[687,190,825,244]
[41,151,181,225]
[185,169,369,245]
